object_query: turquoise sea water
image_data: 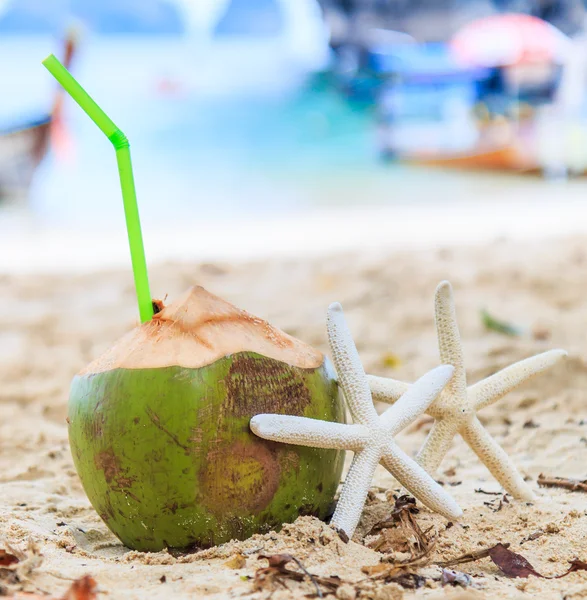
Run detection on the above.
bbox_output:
[1,35,399,225]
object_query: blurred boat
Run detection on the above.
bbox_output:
[376,44,490,158]
[406,12,579,175]
[0,117,52,202]
[398,109,587,176]
[377,29,587,176]
[403,143,539,172]
[0,31,75,202]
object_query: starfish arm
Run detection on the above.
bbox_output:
[381,441,462,520]
[367,375,410,405]
[250,415,369,451]
[327,303,378,427]
[460,417,535,501]
[380,365,454,435]
[415,418,460,474]
[330,446,381,538]
[434,281,467,400]
[470,349,568,411]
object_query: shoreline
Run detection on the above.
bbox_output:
[2,192,587,274]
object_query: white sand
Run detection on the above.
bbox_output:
[1,234,587,598]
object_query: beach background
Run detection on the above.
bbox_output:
[2,1,587,598]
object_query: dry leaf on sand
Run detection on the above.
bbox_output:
[4,575,97,600]
[488,544,587,579]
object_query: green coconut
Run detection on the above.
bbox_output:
[68,286,345,551]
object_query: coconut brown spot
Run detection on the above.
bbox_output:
[94,449,138,501]
[199,440,280,516]
[94,449,120,485]
[223,355,312,419]
[80,286,323,374]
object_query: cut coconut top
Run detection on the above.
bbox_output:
[80,286,324,374]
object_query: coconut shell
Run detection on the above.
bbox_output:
[68,287,345,550]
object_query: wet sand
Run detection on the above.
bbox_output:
[1,234,587,599]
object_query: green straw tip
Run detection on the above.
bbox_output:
[42,53,58,67]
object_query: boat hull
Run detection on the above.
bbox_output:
[401,144,540,172]
[0,118,51,201]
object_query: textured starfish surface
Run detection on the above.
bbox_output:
[250,302,462,538]
[368,281,567,501]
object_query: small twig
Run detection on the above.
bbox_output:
[520,530,544,545]
[289,556,322,598]
[483,500,503,512]
[483,494,509,513]
[537,474,587,493]
[475,488,502,495]
[435,543,511,568]
[255,555,342,597]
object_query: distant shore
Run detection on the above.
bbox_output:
[2,180,587,273]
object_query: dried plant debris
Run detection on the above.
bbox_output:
[481,309,522,336]
[488,544,587,579]
[253,543,432,598]
[253,553,419,598]
[487,544,543,578]
[520,530,544,545]
[1,541,96,600]
[356,496,439,591]
[436,543,512,568]
[367,495,435,561]
[0,540,42,589]
[474,488,502,495]
[333,527,349,544]
[1,575,97,600]
[0,549,19,567]
[439,543,587,580]
[253,554,342,597]
[360,564,426,590]
[61,576,98,600]
[483,494,510,512]
[537,474,587,493]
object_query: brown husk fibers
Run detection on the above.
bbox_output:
[1,235,587,599]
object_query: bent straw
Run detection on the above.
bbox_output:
[42,53,154,323]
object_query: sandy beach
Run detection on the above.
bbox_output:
[1,233,587,599]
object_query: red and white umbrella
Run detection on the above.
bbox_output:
[451,13,571,67]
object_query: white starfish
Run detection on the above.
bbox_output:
[250,302,462,538]
[368,281,567,501]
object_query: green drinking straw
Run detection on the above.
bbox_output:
[42,53,154,323]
